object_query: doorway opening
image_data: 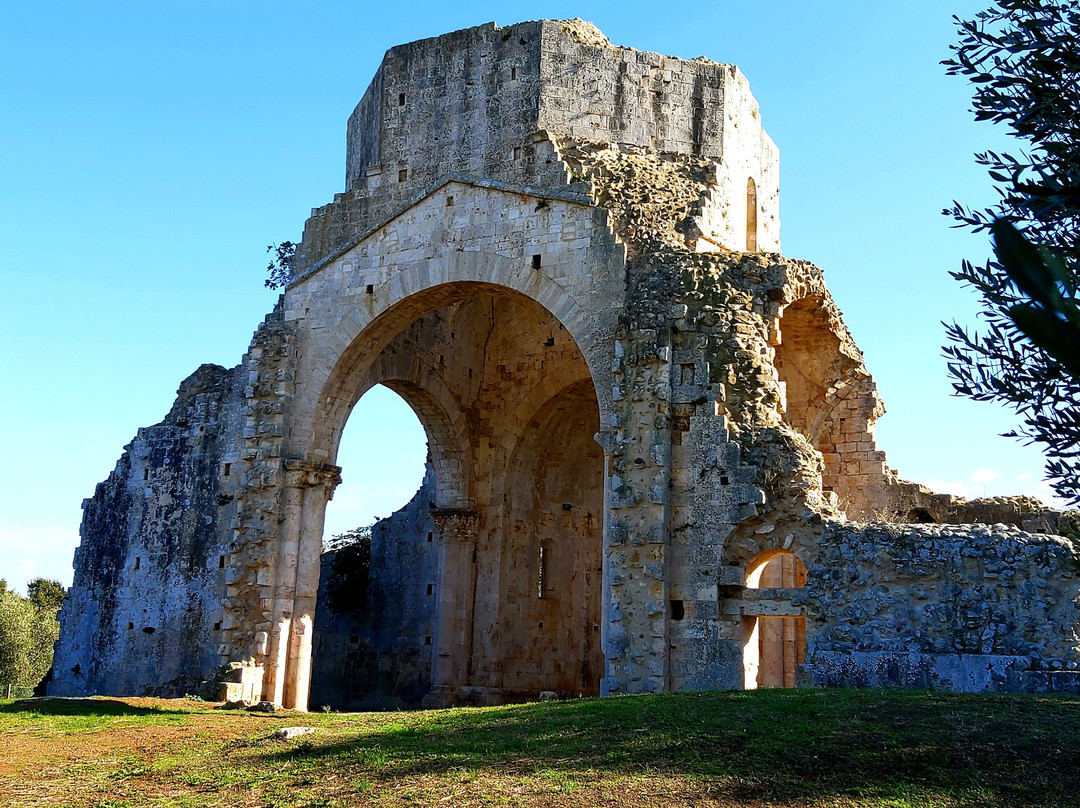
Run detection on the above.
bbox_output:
[742,551,807,689]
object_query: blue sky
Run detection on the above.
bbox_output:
[0,0,1054,593]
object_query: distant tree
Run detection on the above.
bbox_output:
[265,241,296,290]
[27,578,66,613]
[0,584,60,692]
[322,526,373,614]
[942,0,1080,504]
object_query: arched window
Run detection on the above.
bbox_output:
[742,550,806,689]
[746,177,758,252]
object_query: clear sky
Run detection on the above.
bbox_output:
[0,0,1056,594]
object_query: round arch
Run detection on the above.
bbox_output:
[294,274,613,466]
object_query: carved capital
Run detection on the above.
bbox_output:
[283,459,343,495]
[431,508,480,543]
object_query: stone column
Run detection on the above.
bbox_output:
[284,463,340,711]
[264,459,340,710]
[264,465,308,706]
[423,509,479,707]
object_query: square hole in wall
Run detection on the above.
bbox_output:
[213,622,222,631]
[424,635,433,645]
[398,168,407,182]
[349,634,360,645]
[127,621,134,630]
[670,600,685,620]
[446,195,454,206]
[366,284,374,295]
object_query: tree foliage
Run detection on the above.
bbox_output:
[265,241,296,290]
[0,579,64,690]
[943,0,1080,504]
[322,526,372,614]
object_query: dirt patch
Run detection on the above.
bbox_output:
[0,697,281,806]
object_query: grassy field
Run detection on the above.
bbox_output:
[1,689,1078,807]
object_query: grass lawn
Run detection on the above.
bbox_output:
[1,689,1078,807]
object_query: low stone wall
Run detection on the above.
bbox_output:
[800,521,1080,692]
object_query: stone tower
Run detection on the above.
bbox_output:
[52,20,1080,709]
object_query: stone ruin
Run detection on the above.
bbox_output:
[51,20,1080,710]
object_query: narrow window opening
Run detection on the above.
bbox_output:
[424,635,433,646]
[426,583,434,596]
[513,145,522,161]
[511,66,517,80]
[537,545,548,599]
[218,555,226,569]
[670,600,685,620]
[531,254,542,269]
[426,531,433,543]
[544,336,555,347]
[134,556,141,570]
[720,474,730,486]
[746,177,758,252]
[142,468,149,481]
[398,92,405,106]
[398,168,408,182]
[538,621,544,628]
[213,622,222,631]
[127,621,134,630]
[223,463,231,477]
[446,195,454,207]
[365,284,374,295]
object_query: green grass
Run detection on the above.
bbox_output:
[2,689,1079,807]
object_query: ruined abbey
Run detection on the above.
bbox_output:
[52,20,1080,710]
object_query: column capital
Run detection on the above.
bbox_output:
[431,508,480,542]
[283,459,342,494]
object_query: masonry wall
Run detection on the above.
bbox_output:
[51,364,244,697]
[310,469,439,711]
[801,521,1080,690]
[298,19,779,275]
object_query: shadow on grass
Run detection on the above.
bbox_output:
[0,697,190,718]
[257,689,1080,806]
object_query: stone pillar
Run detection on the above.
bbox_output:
[264,459,340,710]
[423,509,479,707]
[264,471,307,707]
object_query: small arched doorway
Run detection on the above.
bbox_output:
[743,550,807,689]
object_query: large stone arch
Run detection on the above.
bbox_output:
[262,181,623,708]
